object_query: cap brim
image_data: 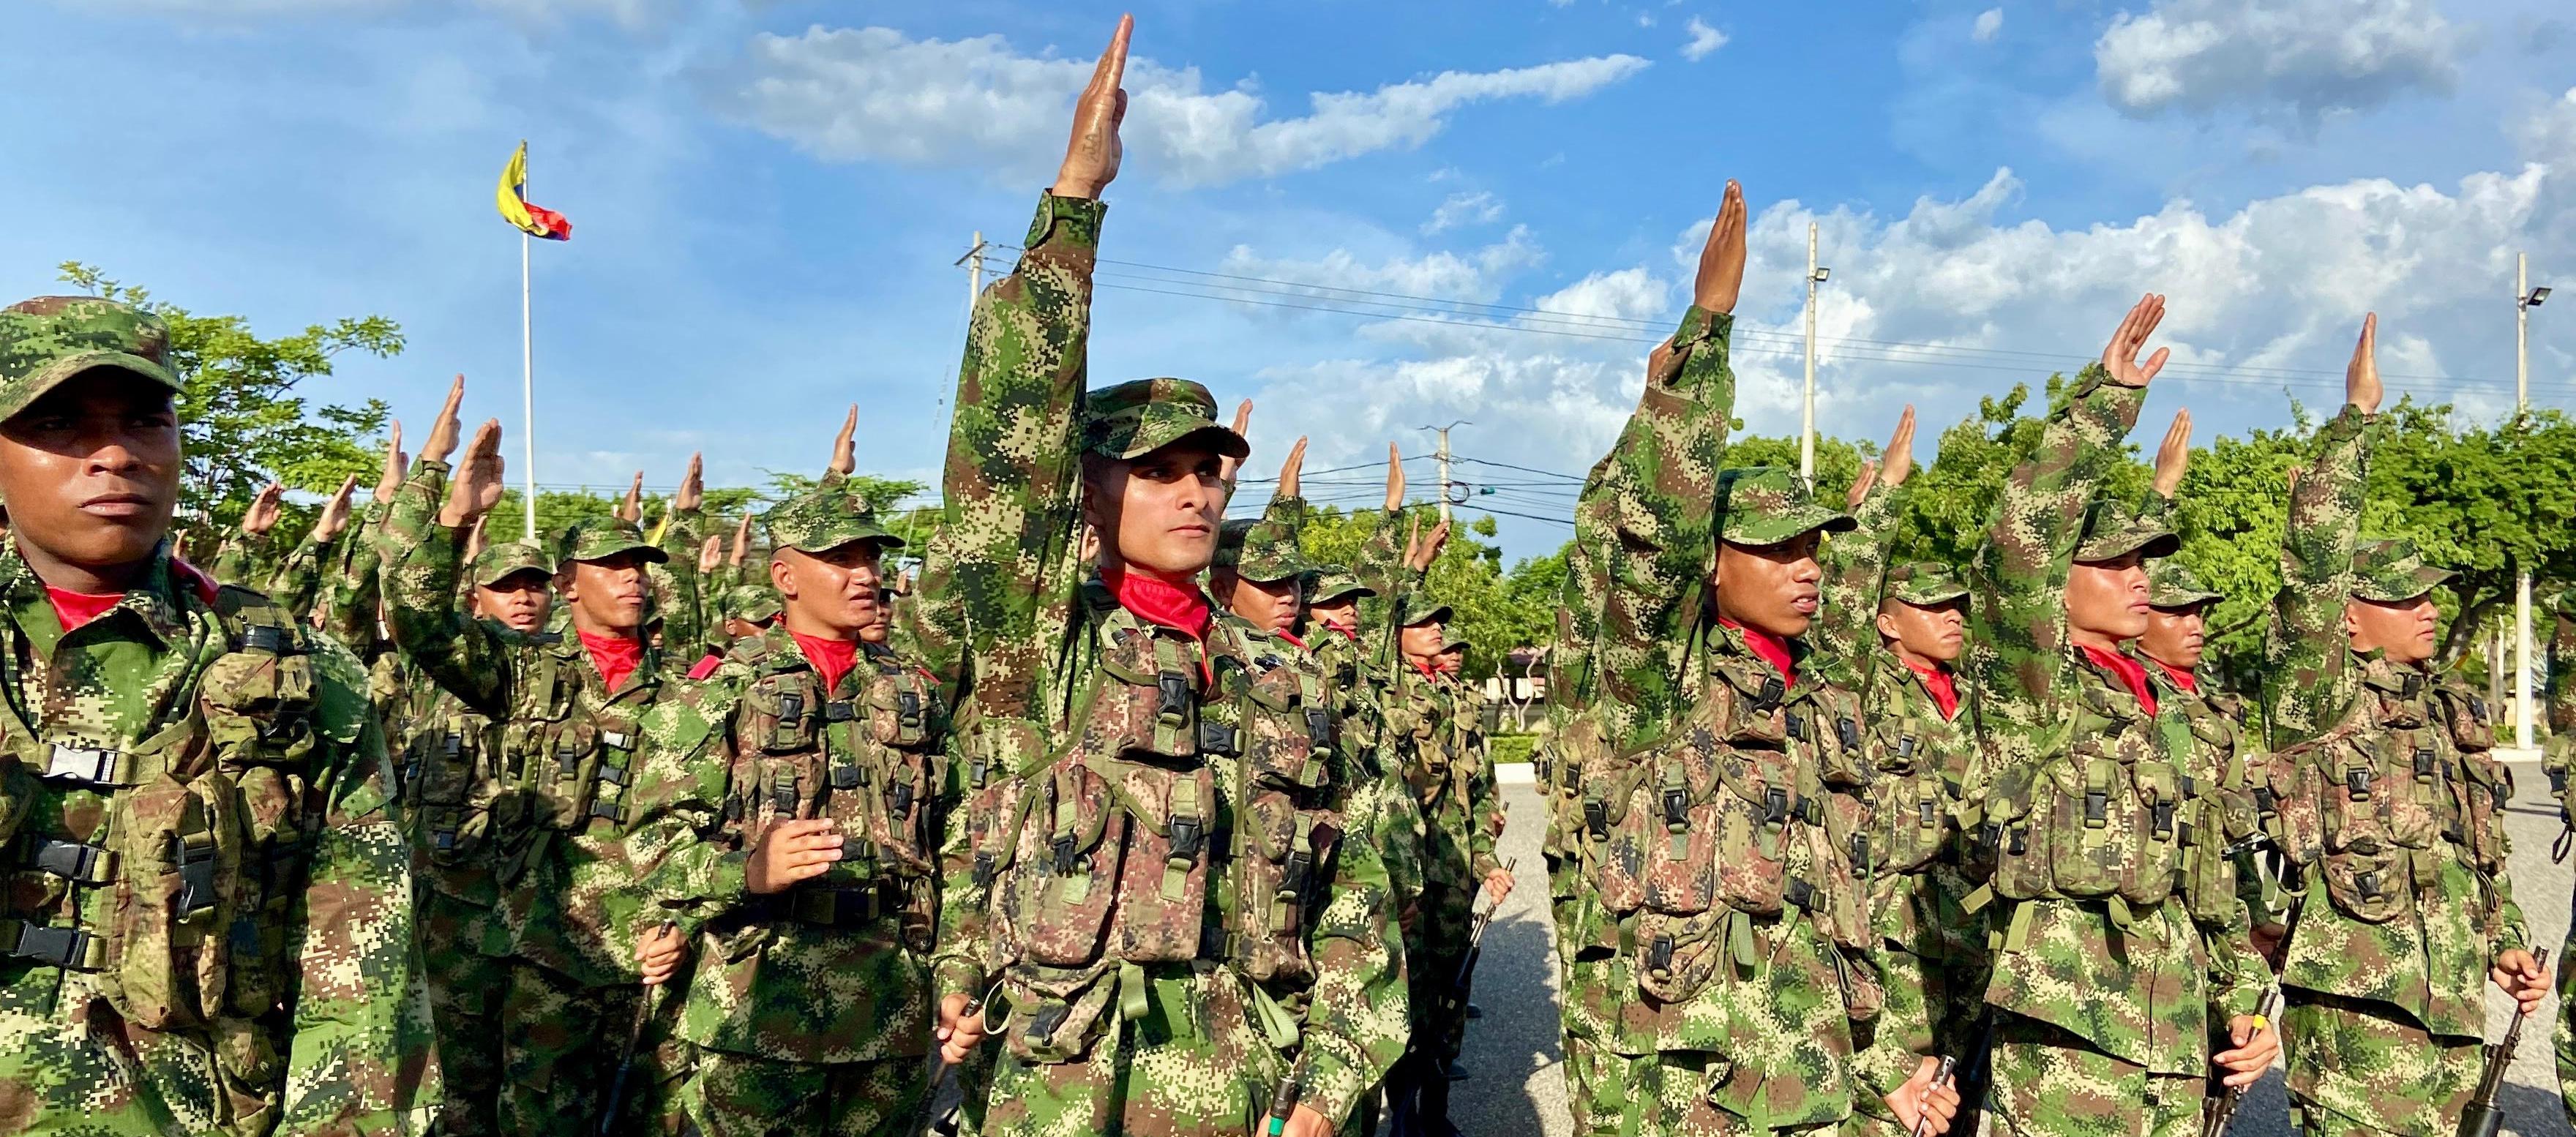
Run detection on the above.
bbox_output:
[474,563,556,588]
[2149,590,2221,609]
[2,353,182,424]
[785,528,905,555]
[1404,604,1453,626]
[1896,586,1972,606]
[1311,581,1377,603]
[571,541,670,566]
[2076,527,2180,563]
[1116,422,1251,462]
[1725,506,1858,547]
[2357,565,2454,603]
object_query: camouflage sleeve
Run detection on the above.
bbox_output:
[650,506,708,661]
[622,678,752,928]
[2547,598,2576,810]
[277,647,439,1135]
[319,501,391,654]
[928,735,990,1005]
[913,192,1102,716]
[1297,778,1409,1125]
[216,529,280,589]
[1569,308,1735,751]
[1966,365,2147,752]
[268,525,338,623]
[2200,896,2265,1026]
[1815,480,1901,687]
[1466,705,1503,881]
[2264,405,2374,748]
[379,459,517,718]
[1352,507,1408,636]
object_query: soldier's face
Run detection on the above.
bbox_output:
[2067,552,2150,644]
[1308,596,1359,631]
[0,376,180,579]
[2345,593,2440,663]
[1876,597,1966,664]
[1401,620,1445,661]
[475,570,553,633]
[1085,441,1224,579]
[1216,568,1301,637]
[2141,602,2208,670]
[773,541,882,639]
[563,552,650,634]
[1712,531,1824,639]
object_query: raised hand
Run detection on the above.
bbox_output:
[241,482,285,537]
[2100,293,2171,389]
[828,405,857,477]
[438,419,508,528]
[1881,405,1917,489]
[419,375,466,466]
[312,476,360,543]
[2347,312,2381,415]
[676,453,704,513]
[2152,409,2193,499]
[1846,462,1879,511]
[697,536,723,576]
[1276,436,1307,500]
[618,473,644,524]
[375,420,408,505]
[1052,14,1131,200]
[730,512,755,568]
[1218,400,1254,490]
[465,515,489,564]
[1691,180,1749,315]
[1383,443,1406,512]
[1406,517,1451,574]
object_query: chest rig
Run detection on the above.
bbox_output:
[0,585,353,1096]
[1981,656,2239,930]
[1388,669,1471,810]
[490,637,651,838]
[1865,668,1968,879]
[968,590,1344,1064]
[2267,662,2509,927]
[398,682,505,888]
[1577,645,1876,1010]
[726,637,943,937]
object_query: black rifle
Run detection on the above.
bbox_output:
[1265,1062,1306,1137]
[916,987,993,1137]
[2459,947,2552,1137]
[2202,885,2310,1137]
[601,921,679,1136]
[1388,860,1513,1137]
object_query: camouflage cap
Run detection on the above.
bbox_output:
[556,517,670,566]
[1884,561,1970,607]
[763,487,902,555]
[1306,569,1375,605]
[1397,593,1453,628]
[2073,498,2179,563]
[470,539,556,588]
[1439,629,1470,653]
[2352,537,2454,603]
[1715,467,1857,546]
[1082,378,1251,461]
[0,296,184,424]
[725,583,783,623]
[2147,560,2222,609]
[1210,517,1314,583]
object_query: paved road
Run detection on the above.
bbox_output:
[1443,765,2576,1137]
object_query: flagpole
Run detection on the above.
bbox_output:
[520,224,538,542]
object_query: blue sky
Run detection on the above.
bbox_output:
[7,0,2575,559]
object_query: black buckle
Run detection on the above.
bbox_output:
[1763,787,1789,825]
[1897,736,1918,761]
[824,700,855,723]
[1975,821,2002,853]
[2356,870,2382,901]
[1917,800,1939,829]
[831,765,862,791]
[433,828,458,852]
[1156,670,1191,719]
[1282,849,1313,896]
[1304,707,1333,749]
[239,624,289,654]
[7,923,99,971]
[1784,877,1819,911]
[1662,787,1690,828]
[771,783,798,814]
[2412,748,2436,781]
[1584,800,1609,839]
[1800,798,1823,826]
[30,838,110,883]
[899,691,922,726]
[2151,801,2175,840]
[173,839,219,918]
[441,732,463,759]
[2008,825,2030,856]
[2253,786,2277,815]
[1848,834,1871,874]
[555,739,583,778]
[596,764,629,787]
[778,692,804,726]
[1169,817,1205,862]
[589,799,623,822]
[2469,695,2489,722]
[1785,711,1806,741]
[1648,935,1675,974]
[1027,1002,1069,1041]
[2084,789,2109,827]
[1836,718,1860,751]
[970,757,990,789]
[2400,674,2423,699]
[889,781,915,817]
[973,852,996,887]
[2346,768,2373,800]
[1751,675,1783,710]
[1197,721,1239,756]
[723,795,745,822]
[1051,836,1081,874]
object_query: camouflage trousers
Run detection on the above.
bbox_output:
[967,966,1295,1137]
[2283,991,2479,1137]
[675,1046,922,1137]
[420,892,509,1137]
[1635,1050,1848,1136]
[1985,1011,2205,1137]
[500,958,686,1137]
[1407,879,1476,1067]
[0,977,272,1137]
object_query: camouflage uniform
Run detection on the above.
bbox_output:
[620,488,954,1137]
[2141,561,2277,928]
[381,476,685,1137]
[914,194,1406,1136]
[0,297,435,1136]
[2264,404,2526,1137]
[1963,369,2264,1137]
[2547,589,2576,1130]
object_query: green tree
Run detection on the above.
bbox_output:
[1291,503,1566,681]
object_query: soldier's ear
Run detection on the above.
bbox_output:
[769,557,795,599]
[1874,609,1900,643]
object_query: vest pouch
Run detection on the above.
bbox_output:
[1814,789,1873,950]
[409,713,493,868]
[2457,754,2511,876]
[1096,629,1201,762]
[1832,944,1885,1024]
[2260,748,2324,871]
[1586,757,1652,916]
[1100,758,1216,964]
[2318,740,2410,923]
[2438,688,2496,754]
[108,771,243,1031]
[1003,959,1122,1064]
[745,680,817,755]
[535,718,602,829]
[198,648,320,768]
[222,764,303,1016]
[0,756,31,853]
[2178,794,2239,926]
[2119,760,2182,908]
[1632,908,1729,1004]
[865,667,932,750]
[1808,688,1872,790]
[1872,764,1948,877]
[1241,660,1328,793]
[1986,760,2048,901]
[864,748,941,878]
[1235,788,1341,983]
[998,758,1121,968]
[1635,740,1724,917]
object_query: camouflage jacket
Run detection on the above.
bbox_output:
[622,626,955,1064]
[0,543,433,1135]
[2145,662,2277,920]
[644,507,709,663]
[913,193,1404,1124]
[2262,405,2525,1039]
[1965,365,2262,1074]
[1388,662,1502,888]
[2545,593,2576,822]
[381,459,672,989]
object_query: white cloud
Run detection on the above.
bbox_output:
[63,0,673,27]
[1681,17,1729,61]
[705,26,1650,187]
[2094,0,2463,124]
[1220,227,1544,306]
[1972,8,2003,43]
[1424,190,1506,234]
[2516,88,2576,172]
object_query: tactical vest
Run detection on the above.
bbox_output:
[1865,673,1963,879]
[1981,658,2240,928]
[2266,665,2510,929]
[397,688,511,898]
[722,639,944,943]
[963,594,1343,1065]
[1387,670,1470,812]
[0,587,360,1114]
[493,637,648,838]
[1575,650,1877,1011]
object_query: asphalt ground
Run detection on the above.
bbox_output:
[1438,765,2576,1137]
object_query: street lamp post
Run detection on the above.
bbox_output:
[1801,223,1830,481]
[2515,254,2550,752]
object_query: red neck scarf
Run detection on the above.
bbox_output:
[1902,657,1961,721]
[791,631,859,693]
[686,653,723,681]
[1278,629,1308,652]
[1721,618,1796,689]
[45,587,123,633]
[1326,622,1361,645]
[1106,566,1210,642]
[1410,656,1442,680]
[2151,658,2198,695]
[577,629,645,691]
[2079,643,2157,716]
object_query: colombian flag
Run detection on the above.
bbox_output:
[496,141,572,241]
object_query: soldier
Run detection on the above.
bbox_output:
[618,482,951,1137]
[2550,589,2576,1129]
[1962,294,2276,1136]
[0,295,433,1133]
[2264,315,2549,1137]
[917,18,1405,1137]
[689,584,785,680]
[381,379,692,1137]
[1554,183,1955,1137]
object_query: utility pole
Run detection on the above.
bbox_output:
[1420,421,1470,525]
[954,230,989,315]
[1802,224,1830,481]
[2517,252,2538,751]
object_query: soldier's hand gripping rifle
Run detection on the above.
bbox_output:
[915,984,997,1137]
[2202,882,2309,1137]
[602,920,681,1136]
[2458,947,2552,1137]
[1388,859,1514,1137]
[1447,857,1516,1018]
